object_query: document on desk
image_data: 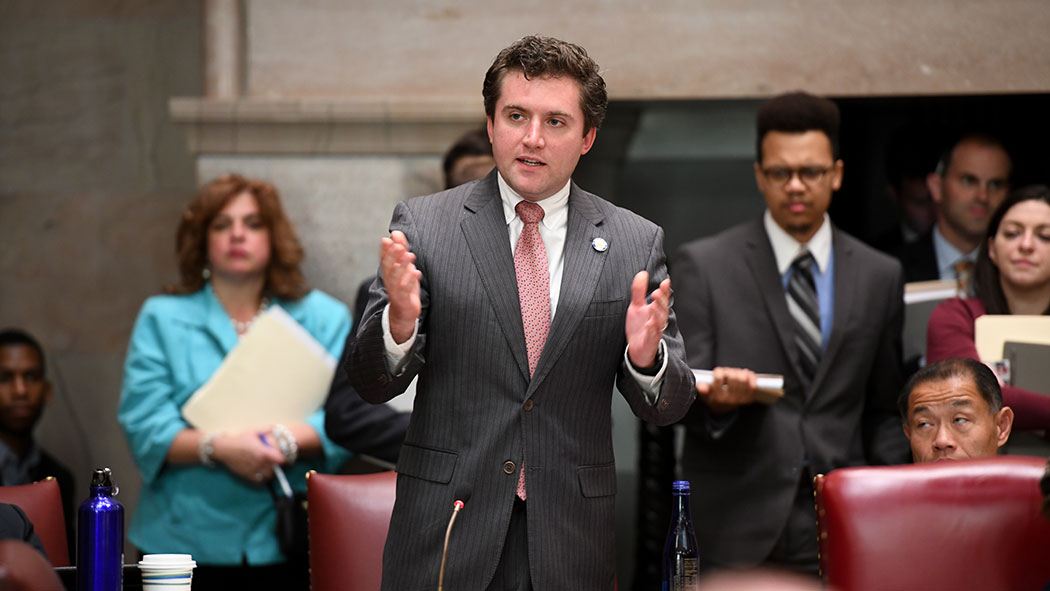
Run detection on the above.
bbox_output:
[182,306,337,432]
[692,369,785,404]
[902,279,959,362]
[974,315,1050,363]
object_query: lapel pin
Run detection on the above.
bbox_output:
[591,237,609,252]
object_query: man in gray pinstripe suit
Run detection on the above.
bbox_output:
[344,36,696,590]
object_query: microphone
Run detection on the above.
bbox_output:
[438,484,472,591]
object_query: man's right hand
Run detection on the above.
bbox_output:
[696,366,758,414]
[381,230,422,344]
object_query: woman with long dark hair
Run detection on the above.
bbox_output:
[926,184,1050,431]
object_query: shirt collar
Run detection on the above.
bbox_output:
[932,224,977,276]
[497,172,570,228]
[763,209,833,275]
[0,438,41,486]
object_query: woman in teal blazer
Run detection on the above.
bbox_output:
[118,175,350,590]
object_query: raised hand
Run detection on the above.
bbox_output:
[625,271,671,369]
[380,230,422,343]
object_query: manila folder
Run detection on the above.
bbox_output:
[974,315,1050,363]
[181,306,336,432]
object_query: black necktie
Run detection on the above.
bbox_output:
[787,252,821,384]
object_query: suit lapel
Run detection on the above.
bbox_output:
[460,177,532,382]
[808,228,855,399]
[527,185,607,396]
[741,220,803,385]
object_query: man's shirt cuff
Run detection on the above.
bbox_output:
[382,304,418,375]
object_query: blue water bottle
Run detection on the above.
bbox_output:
[662,480,699,591]
[77,467,124,591]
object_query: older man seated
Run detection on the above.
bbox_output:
[899,357,1014,462]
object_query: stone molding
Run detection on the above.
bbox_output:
[169,97,487,155]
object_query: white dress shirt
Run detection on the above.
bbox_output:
[381,173,666,398]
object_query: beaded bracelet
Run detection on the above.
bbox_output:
[199,433,218,467]
[272,423,299,464]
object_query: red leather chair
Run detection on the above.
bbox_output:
[814,456,1050,591]
[307,470,396,591]
[0,477,70,567]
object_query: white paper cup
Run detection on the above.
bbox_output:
[139,554,196,590]
[141,554,194,565]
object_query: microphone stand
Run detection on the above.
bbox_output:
[437,499,465,591]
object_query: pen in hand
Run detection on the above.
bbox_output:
[259,433,294,498]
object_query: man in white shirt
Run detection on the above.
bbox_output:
[897,133,1012,291]
[672,91,910,575]
[343,36,695,591]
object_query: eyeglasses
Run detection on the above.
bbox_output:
[761,166,833,185]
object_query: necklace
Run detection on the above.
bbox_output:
[233,297,269,335]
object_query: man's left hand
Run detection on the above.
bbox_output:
[626,271,670,369]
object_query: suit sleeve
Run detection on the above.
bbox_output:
[616,226,695,426]
[347,200,430,403]
[862,264,911,465]
[670,244,741,435]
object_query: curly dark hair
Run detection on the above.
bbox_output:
[973,184,1050,315]
[167,174,309,300]
[755,91,840,162]
[482,35,607,135]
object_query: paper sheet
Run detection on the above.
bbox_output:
[181,306,337,432]
[692,369,784,404]
[974,315,1050,362]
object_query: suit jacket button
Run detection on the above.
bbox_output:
[378,374,390,386]
[523,399,534,411]
[503,461,515,474]
[659,398,669,410]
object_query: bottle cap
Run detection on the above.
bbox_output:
[90,468,118,494]
[672,480,691,492]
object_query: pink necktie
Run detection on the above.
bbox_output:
[513,200,550,500]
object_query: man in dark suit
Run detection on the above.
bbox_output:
[672,92,910,575]
[0,328,75,557]
[895,133,1012,287]
[345,36,695,590]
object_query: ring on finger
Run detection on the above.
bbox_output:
[255,472,264,482]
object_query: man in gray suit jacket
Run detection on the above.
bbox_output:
[672,92,910,575]
[344,36,695,590]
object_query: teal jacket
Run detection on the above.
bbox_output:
[117,285,351,565]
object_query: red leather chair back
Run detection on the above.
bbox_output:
[0,478,70,566]
[814,456,1050,591]
[307,470,396,591]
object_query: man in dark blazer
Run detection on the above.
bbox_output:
[344,36,695,590]
[894,133,1012,286]
[672,92,910,575]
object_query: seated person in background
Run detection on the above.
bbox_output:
[926,185,1050,432]
[900,357,1013,462]
[870,125,939,254]
[0,329,75,553]
[441,126,495,190]
[0,502,47,560]
[895,133,1012,290]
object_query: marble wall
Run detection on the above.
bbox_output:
[0,1,203,551]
